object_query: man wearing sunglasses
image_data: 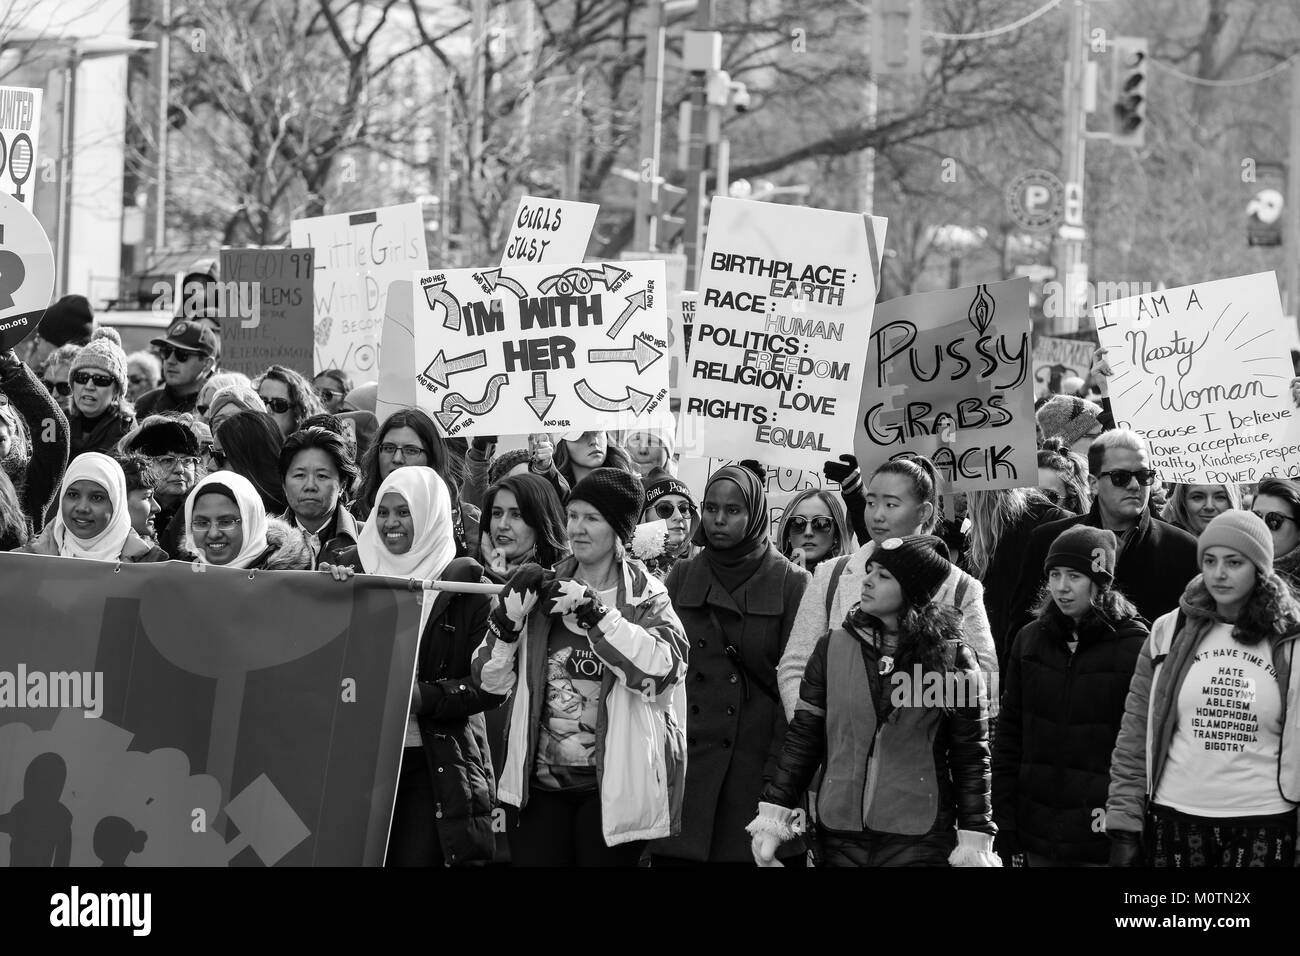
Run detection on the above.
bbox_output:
[1007,429,1197,645]
[135,320,221,419]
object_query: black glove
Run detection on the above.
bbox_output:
[1108,830,1143,867]
[822,453,858,484]
[470,434,498,455]
[994,831,1023,867]
[541,578,611,630]
[487,562,547,642]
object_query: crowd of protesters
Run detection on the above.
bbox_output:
[3,296,1299,871]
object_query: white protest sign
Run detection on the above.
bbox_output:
[501,196,599,265]
[0,192,54,351]
[1092,272,1299,485]
[622,250,686,393]
[679,197,888,468]
[411,260,669,437]
[1032,334,1096,399]
[0,87,41,211]
[290,202,428,379]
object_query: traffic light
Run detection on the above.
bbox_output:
[1111,37,1148,147]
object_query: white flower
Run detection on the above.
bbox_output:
[631,519,669,561]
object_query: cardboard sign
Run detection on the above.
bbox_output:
[410,259,669,437]
[679,197,888,469]
[0,192,54,351]
[217,248,315,378]
[1032,334,1096,399]
[622,251,687,393]
[0,87,41,211]
[855,278,1036,492]
[0,555,422,866]
[501,196,598,265]
[1092,272,1299,485]
[290,202,428,379]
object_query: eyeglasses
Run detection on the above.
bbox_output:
[43,380,73,396]
[71,371,115,388]
[1097,468,1158,488]
[379,442,427,459]
[154,454,200,472]
[315,387,342,402]
[788,515,835,534]
[191,516,242,532]
[159,346,202,362]
[1252,510,1297,532]
[652,501,693,520]
[261,396,292,415]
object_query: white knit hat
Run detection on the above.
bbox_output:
[70,327,128,393]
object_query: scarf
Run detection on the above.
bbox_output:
[184,471,271,570]
[692,464,771,594]
[356,466,456,581]
[50,452,133,560]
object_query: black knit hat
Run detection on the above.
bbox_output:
[568,467,645,544]
[643,475,696,512]
[1045,525,1117,585]
[37,295,94,346]
[867,534,952,608]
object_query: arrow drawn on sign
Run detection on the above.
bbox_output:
[538,263,632,296]
[476,268,528,298]
[606,289,648,340]
[423,280,462,330]
[588,337,663,373]
[525,371,556,421]
[435,373,509,431]
[423,348,488,388]
[573,379,653,416]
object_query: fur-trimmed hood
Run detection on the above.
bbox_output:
[250,516,315,571]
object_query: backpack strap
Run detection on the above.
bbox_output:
[953,574,970,609]
[824,554,851,622]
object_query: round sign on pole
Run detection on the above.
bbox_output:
[1005,169,1066,232]
[0,191,54,352]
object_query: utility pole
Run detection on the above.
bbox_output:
[154,0,171,259]
[462,0,488,265]
[1053,0,1088,333]
[1288,61,1300,318]
[633,0,665,253]
[683,1,716,288]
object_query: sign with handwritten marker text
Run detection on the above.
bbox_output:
[1092,272,1299,485]
[854,277,1036,492]
[501,196,598,265]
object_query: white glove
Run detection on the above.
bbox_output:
[745,802,801,868]
[948,830,1002,867]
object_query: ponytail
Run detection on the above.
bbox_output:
[870,454,940,533]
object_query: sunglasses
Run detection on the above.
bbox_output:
[315,387,342,402]
[43,380,73,396]
[788,515,835,534]
[71,371,115,388]
[260,396,292,414]
[1097,468,1158,488]
[128,375,151,386]
[1252,510,1296,532]
[652,501,693,520]
[159,346,202,362]
[379,442,427,459]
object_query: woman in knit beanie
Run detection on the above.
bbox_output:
[1108,509,1300,869]
[470,465,688,866]
[1036,394,1105,456]
[749,534,998,868]
[67,328,136,459]
[638,474,698,579]
[993,525,1147,866]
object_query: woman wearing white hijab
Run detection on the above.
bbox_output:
[327,465,503,867]
[20,452,166,563]
[183,471,312,570]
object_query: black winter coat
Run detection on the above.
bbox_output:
[653,544,809,862]
[0,350,69,535]
[1006,503,1196,647]
[408,557,504,865]
[69,407,135,459]
[992,606,1147,863]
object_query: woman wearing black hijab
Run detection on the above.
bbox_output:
[652,464,811,865]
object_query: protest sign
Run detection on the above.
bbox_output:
[0,555,422,866]
[854,277,1036,492]
[1092,272,1300,484]
[679,197,888,469]
[290,202,428,379]
[0,87,41,211]
[622,251,687,393]
[1032,334,1096,399]
[0,191,54,351]
[410,259,669,437]
[217,248,315,378]
[501,196,598,265]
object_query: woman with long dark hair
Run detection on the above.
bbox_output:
[354,409,450,520]
[480,473,568,583]
[1252,477,1300,590]
[1108,510,1300,868]
[253,364,325,437]
[213,411,287,515]
[1037,438,1091,515]
[0,469,29,551]
[552,431,635,487]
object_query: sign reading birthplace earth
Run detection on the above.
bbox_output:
[410,259,669,437]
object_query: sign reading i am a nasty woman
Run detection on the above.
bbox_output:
[679,197,888,469]
[854,277,1036,492]
[1092,272,1299,485]
[290,202,428,379]
[410,259,669,436]
[500,196,599,265]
